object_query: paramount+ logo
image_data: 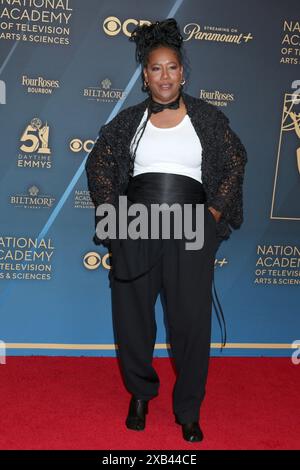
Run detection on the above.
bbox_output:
[103,16,151,37]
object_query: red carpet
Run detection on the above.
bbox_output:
[0,357,299,450]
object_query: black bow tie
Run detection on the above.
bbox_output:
[149,92,181,114]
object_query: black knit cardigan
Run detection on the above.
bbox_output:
[85,91,247,244]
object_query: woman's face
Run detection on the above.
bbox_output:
[143,46,183,103]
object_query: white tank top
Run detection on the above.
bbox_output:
[131,109,203,183]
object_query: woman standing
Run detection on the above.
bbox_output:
[86,19,247,443]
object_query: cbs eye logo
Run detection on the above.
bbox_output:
[83,252,111,270]
[70,139,94,153]
[103,16,151,37]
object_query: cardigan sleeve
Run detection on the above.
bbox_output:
[210,111,247,214]
[85,126,119,246]
[85,126,119,207]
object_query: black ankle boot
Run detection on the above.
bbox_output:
[181,422,203,442]
[125,397,149,431]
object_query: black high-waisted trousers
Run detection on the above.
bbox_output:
[109,174,219,424]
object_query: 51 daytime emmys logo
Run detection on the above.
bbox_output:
[17,117,52,169]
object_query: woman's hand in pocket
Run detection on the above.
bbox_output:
[208,206,222,223]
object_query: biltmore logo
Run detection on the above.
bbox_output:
[10,185,55,209]
[83,78,126,103]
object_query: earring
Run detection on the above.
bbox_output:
[142,80,149,92]
[180,78,186,86]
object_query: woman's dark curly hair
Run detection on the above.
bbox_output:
[129,18,183,68]
[127,19,190,176]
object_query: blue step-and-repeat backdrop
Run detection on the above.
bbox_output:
[0,0,299,357]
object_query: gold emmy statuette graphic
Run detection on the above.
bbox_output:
[20,118,51,154]
[289,109,300,174]
[271,93,300,220]
[282,95,300,175]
